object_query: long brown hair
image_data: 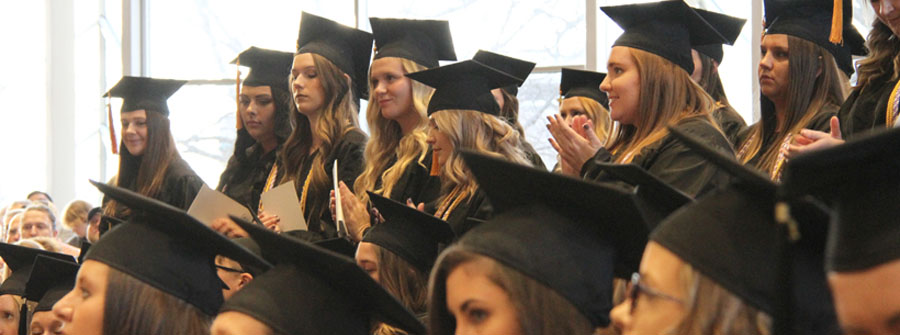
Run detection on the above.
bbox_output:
[372,244,429,335]
[105,107,179,218]
[695,52,731,106]
[855,20,900,89]
[428,246,595,335]
[103,267,211,335]
[737,35,847,176]
[498,88,527,138]
[279,53,360,222]
[355,58,433,203]
[606,48,720,164]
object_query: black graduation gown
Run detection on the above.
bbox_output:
[711,104,747,147]
[580,117,733,198]
[153,157,205,211]
[216,143,279,211]
[287,129,367,241]
[425,189,491,237]
[103,157,204,220]
[838,77,897,139]
[735,104,838,169]
[385,150,441,205]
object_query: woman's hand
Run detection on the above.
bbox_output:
[547,114,603,176]
[337,181,371,242]
[211,217,249,238]
[257,210,281,234]
[785,116,845,159]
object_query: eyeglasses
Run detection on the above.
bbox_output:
[215,264,244,273]
[627,272,684,314]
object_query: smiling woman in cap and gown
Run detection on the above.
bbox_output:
[101,76,204,220]
[406,60,531,236]
[551,0,733,198]
[333,18,454,243]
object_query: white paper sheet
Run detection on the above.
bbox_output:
[333,160,348,238]
[187,184,254,226]
[260,180,308,232]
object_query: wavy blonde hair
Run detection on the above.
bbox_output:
[856,20,900,89]
[355,58,434,203]
[669,261,772,335]
[606,48,720,164]
[280,53,361,223]
[430,110,530,202]
[559,96,616,145]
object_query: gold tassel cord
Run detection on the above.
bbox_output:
[829,0,843,44]
[236,58,243,130]
[107,97,118,154]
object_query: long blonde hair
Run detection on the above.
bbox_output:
[737,35,847,176]
[372,244,429,335]
[280,53,361,222]
[606,48,719,164]
[355,58,434,203]
[430,110,530,202]
[670,262,772,335]
[560,96,615,145]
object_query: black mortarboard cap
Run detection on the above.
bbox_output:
[764,0,867,75]
[97,215,124,238]
[102,76,187,117]
[25,255,79,312]
[560,68,609,109]
[591,162,693,226]
[230,237,267,277]
[693,8,747,64]
[364,192,454,273]
[371,18,456,69]
[0,244,75,297]
[781,127,900,272]
[230,47,294,89]
[77,241,90,264]
[461,150,649,276]
[667,126,839,335]
[602,0,728,74]
[296,12,374,98]
[224,216,426,335]
[459,150,650,327]
[86,180,272,316]
[313,238,357,259]
[473,50,535,96]
[406,60,520,116]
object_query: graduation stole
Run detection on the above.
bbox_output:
[886,79,900,128]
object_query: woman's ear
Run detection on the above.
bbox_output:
[344,73,352,88]
[816,55,824,78]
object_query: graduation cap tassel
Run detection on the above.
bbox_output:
[17,303,27,335]
[235,58,243,130]
[829,0,843,44]
[107,98,118,154]
[775,202,801,241]
[430,153,441,176]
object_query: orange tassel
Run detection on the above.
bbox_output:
[829,0,843,44]
[430,153,441,176]
[235,58,243,130]
[107,98,118,154]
